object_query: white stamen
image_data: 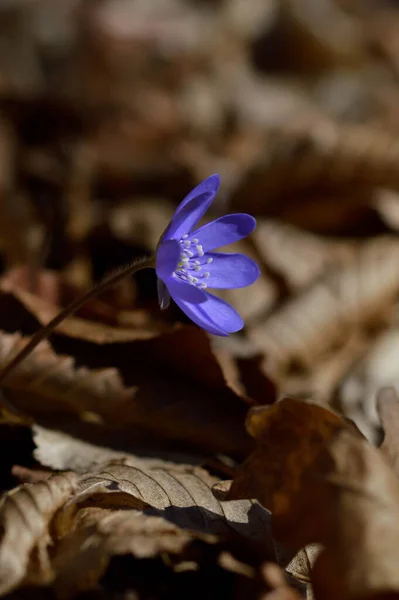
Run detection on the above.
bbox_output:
[196,245,204,257]
[183,241,191,248]
[194,260,200,265]
[192,277,198,283]
[194,266,201,271]
[206,257,213,264]
[186,250,194,257]
[203,272,210,278]
[181,275,187,280]
[192,238,199,244]
[199,283,207,289]
[182,234,188,239]
[187,274,194,282]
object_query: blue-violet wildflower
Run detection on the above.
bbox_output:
[155,174,260,336]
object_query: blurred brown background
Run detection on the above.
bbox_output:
[4,0,399,441]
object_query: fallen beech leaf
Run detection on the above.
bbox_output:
[70,462,274,543]
[52,509,214,595]
[0,330,252,457]
[311,432,399,600]
[228,397,399,599]
[32,425,206,473]
[227,398,359,510]
[0,286,275,446]
[47,461,278,595]
[0,283,263,395]
[0,471,78,594]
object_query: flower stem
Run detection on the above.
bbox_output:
[0,255,155,385]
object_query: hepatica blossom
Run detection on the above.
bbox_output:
[155,174,260,336]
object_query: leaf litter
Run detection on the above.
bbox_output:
[2,1,399,598]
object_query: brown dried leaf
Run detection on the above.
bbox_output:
[52,509,214,595]
[0,284,265,396]
[0,330,252,457]
[228,397,399,599]
[250,237,399,376]
[32,425,204,474]
[71,462,272,543]
[310,432,399,600]
[0,471,78,594]
[227,398,358,510]
[48,461,277,595]
[232,121,399,230]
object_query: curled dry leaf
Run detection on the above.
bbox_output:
[53,510,214,595]
[0,471,78,595]
[47,461,277,595]
[228,397,399,599]
[70,462,273,543]
[310,431,399,600]
[227,398,357,513]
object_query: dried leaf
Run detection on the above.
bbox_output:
[0,284,268,397]
[227,398,358,510]
[232,121,399,220]
[0,330,252,457]
[0,471,78,594]
[52,510,214,595]
[228,397,399,599]
[32,425,205,474]
[250,237,399,376]
[48,461,278,595]
[310,432,399,600]
[70,462,273,544]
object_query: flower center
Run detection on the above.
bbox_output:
[173,234,213,289]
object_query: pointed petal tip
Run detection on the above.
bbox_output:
[242,213,257,233]
[208,173,220,187]
[197,173,221,196]
[162,174,221,241]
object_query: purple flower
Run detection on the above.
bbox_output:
[155,174,260,336]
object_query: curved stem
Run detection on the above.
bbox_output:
[0,255,155,385]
